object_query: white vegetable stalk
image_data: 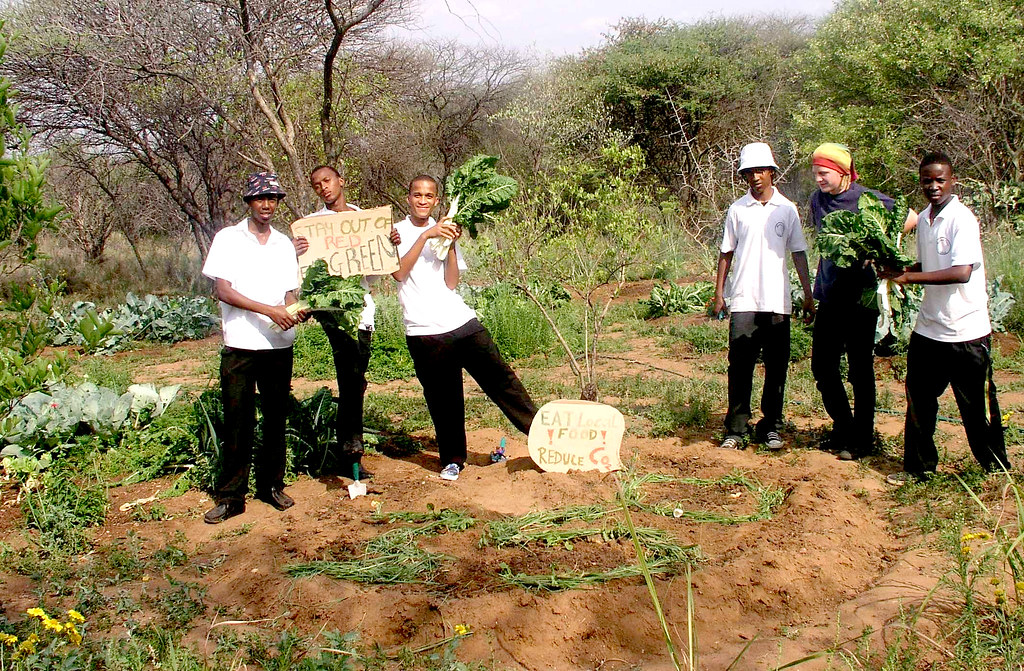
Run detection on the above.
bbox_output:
[269,300,310,332]
[427,194,460,258]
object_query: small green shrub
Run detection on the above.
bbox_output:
[154,578,207,629]
[22,471,108,556]
[643,282,714,318]
[367,295,415,382]
[790,321,813,362]
[677,322,728,355]
[473,283,555,361]
[291,323,334,380]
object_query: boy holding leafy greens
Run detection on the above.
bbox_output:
[200,172,304,524]
[392,174,536,482]
[713,143,814,451]
[809,143,917,461]
[881,152,1010,484]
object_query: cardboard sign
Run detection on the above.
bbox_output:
[291,206,399,278]
[527,400,623,473]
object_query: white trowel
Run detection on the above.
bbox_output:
[347,463,367,499]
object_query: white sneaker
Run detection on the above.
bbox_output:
[764,431,784,450]
[440,463,461,481]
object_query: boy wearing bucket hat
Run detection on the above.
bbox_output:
[713,143,814,451]
[200,171,304,523]
[809,143,917,461]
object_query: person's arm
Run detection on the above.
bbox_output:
[292,237,309,256]
[392,219,458,282]
[215,278,298,330]
[713,251,733,315]
[903,209,918,235]
[444,226,463,290]
[888,264,971,286]
[792,250,815,321]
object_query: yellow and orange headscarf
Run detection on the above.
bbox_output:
[811,143,858,192]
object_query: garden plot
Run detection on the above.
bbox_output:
[2,299,1023,669]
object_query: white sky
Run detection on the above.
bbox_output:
[395,0,837,55]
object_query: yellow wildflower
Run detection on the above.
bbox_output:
[17,638,36,655]
[26,607,46,620]
[990,576,1001,585]
[961,545,972,555]
[66,609,85,624]
[0,633,17,646]
[1015,581,1024,592]
[64,623,82,646]
[454,624,470,636]
[42,618,64,633]
[995,588,1006,597]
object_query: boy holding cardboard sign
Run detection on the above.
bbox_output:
[293,165,400,480]
[393,175,537,481]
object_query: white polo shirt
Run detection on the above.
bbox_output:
[393,216,476,336]
[914,195,991,342]
[719,188,807,314]
[202,218,299,350]
[308,204,379,331]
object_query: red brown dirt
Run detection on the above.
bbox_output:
[2,324,1021,669]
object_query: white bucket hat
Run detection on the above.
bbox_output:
[738,142,780,173]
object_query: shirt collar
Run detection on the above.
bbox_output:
[924,194,961,225]
[739,187,783,208]
[235,218,289,246]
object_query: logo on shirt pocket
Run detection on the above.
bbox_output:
[936,237,951,255]
[774,221,785,237]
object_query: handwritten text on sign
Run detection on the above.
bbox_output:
[291,206,399,278]
[527,400,623,473]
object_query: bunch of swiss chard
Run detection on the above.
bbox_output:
[815,191,915,345]
[429,155,518,258]
[285,260,365,337]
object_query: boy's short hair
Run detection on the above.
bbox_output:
[408,174,439,192]
[309,164,341,181]
[919,151,954,173]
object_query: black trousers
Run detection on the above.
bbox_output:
[811,301,878,452]
[217,346,293,504]
[904,332,1009,475]
[724,312,790,439]
[406,319,537,468]
[322,324,372,462]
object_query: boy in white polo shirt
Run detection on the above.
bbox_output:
[296,164,400,480]
[883,152,1010,484]
[200,172,303,524]
[392,175,537,481]
[713,143,815,451]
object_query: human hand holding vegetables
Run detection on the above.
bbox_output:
[215,278,304,331]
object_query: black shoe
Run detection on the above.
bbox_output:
[204,501,244,524]
[257,487,294,511]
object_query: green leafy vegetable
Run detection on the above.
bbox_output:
[430,155,518,257]
[296,259,366,337]
[445,154,518,237]
[644,282,714,318]
[816,192,916,347]
[815,192,913,270]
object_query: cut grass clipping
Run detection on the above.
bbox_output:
[285,507,475,584]
[287,470,785,590]
[621,468,788,523]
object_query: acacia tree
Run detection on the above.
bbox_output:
[3,0,253,255]
[573,16,808,223]
[795,0,1024,206]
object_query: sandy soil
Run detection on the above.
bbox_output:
[3,325,1022,670]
